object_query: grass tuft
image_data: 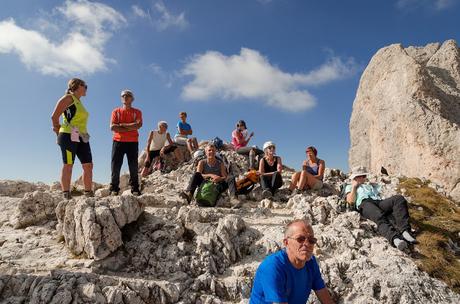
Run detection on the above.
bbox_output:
[398,178,460,293]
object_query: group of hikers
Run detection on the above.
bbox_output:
[51,78,417,303]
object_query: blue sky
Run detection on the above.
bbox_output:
[1,0,459,184]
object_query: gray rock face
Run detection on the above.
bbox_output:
[349,39,460,201]
[55,195,144,260]
[0,180,49,198]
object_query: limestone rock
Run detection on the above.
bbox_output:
[0,180,48,198]
[55,195,144,260]
[349,39,460,201]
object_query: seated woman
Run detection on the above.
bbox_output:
[141,121,182,177]
[180,143,237,204]
[258,141,283,198]
[231,120,263,169]
[289,146,325,193]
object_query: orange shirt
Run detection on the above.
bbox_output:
[111,107,142,142]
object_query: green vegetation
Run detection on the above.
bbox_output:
[398,178,460,293]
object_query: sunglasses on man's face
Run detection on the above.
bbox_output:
[289,236,317,245]
[81,84,87,89]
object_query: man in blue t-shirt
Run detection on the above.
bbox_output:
[250,219,333,304]
[174,111,198,154]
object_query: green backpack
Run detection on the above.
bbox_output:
[195,180,220,207]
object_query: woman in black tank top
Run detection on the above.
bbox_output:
[258,141,283,197]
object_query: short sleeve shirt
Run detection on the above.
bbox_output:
[249,250,325,304]
[176,121,191,137]
[111,107,142,142]
[345,183,381,208]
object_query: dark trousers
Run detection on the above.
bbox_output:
[359,195,411,242]
[186,172,236,197]
[110,141,139,192]
[260,171,283,194]
[236,147,264,169]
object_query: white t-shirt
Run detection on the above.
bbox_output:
[149,130,168,151]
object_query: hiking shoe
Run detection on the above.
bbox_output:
[131,190,142,196]
[402,230,417,244]
[179,191,192,204]
[394,238,408,251]
[63,191,72,200]
[262,189,272,199]
[110,190,119,196]
[84,190,94,197]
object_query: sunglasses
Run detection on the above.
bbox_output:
[288,236,317,245]
[80,84,87,89]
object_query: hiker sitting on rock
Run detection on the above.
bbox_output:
[141,121,182,176]
[180,143,238,206]
[174,111,199,154]
[345,166,417,251]
[258,141,283,198]
[289,146,325,194]
[250,219,333,304]
[231,120,264,169]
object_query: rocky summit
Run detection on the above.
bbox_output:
[349,40,460,202]
[0,148,459,304]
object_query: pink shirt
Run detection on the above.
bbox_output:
[231,129,246,149]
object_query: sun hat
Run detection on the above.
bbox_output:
[349,166,369,180]
[121,89,134,98]
[263,141,276,151]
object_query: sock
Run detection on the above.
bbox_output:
[402,231,416,243]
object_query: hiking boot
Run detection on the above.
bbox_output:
[84,190,94,197]
[394,238,408,251]
[180,191,192,204]
[63,191,72,200]
[402,230,417,244]
[131,189,142,196]
[262,189,272,199]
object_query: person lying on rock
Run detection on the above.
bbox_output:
[289,146,325,195]
[231,119,264,169]
[141,121,182,177]
[345,166,417,251]
[174,111,199,155]
[258,141,283,198]
[250,219,334,304]
[180,143,239,206]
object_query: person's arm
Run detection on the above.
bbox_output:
[178,123,193,136]
[51,95,73,135]
[314,288,334,304]
[111,110,142,131]
[144,131,154,161]
[346,180,360,204]
[276,157,283,173]
[166,132,174,145]
[196,159,204,173]
[316,159,325,179]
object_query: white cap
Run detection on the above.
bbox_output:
[263,141,276,151]
[349,166,369,180]
[120,89,134,98]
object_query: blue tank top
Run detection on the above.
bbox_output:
[203,159,222,176]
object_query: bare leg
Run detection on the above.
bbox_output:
[192,137,199,151]
[82,162,93,191]
[61,164,73,192]
[186,138,194,154]
[141,166,150,177]
[298,170,309,190]
[289,172,300,191]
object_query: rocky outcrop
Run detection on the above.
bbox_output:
[349,39,460,201]
[0,180,49,198]
[1,148,460,303]
[11,190,63,228]
[55,195,144,260]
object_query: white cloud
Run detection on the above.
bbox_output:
[154,1,188,31]
[0,0,126,76]
[396,0,456,11]
[181,48,358,112]
[133,1,188,31]
[132,5,148,19]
